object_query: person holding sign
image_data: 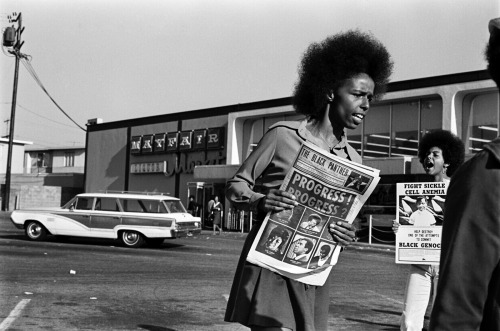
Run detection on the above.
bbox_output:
[224,30,393,331]
[393,130,464,331]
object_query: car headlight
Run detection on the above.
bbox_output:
[194,222,199,227]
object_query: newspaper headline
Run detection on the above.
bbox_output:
[246,141,380,286]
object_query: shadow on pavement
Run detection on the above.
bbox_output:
[138,324,176,331]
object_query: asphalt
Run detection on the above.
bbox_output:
[1,210,395,254]
[210,230,395,253]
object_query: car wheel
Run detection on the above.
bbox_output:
[120,231,145,248]
[25,221,48,241]
[146,238,164,248]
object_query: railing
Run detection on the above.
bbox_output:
[357,214,395,245]
[226,208,253,233]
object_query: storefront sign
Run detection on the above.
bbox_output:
[130,136,142,155]
[166,132,179,153]
[142,135,154,154]
[192,129,206,150]
[154,133,166,153]
[131,127,224,155]
[130,161,167,174]
[130,153,226,176]
[179,131,192,151]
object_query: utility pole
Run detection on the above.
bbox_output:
[2,12,25,211]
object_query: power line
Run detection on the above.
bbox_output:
[20,57,87,131]
[16,103,84,129]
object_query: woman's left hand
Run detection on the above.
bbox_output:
[329,221,357,247]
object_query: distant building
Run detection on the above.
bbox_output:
[24,146,85,174]
[0,137,32,175]
[0,143,85,210]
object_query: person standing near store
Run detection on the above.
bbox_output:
[206,195,215,225]
[211,195,223,235]
[429,17,500,331]
[393,129,465,331]
[224,29,394,331]
[187,195,198,216]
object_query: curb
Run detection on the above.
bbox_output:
[202,230,395,254]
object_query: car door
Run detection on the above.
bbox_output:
[54,196,93,235]
[89,197,122,238]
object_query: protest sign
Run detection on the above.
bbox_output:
[395,181,448,265]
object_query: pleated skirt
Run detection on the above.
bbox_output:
[224,223,331,331]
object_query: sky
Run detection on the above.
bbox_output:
[1,0,499,149]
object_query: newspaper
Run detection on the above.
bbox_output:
[246,141,380,286]
[395,181,448,265]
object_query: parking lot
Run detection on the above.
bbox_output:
[0,212,428,331]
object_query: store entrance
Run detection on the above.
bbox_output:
[187,182,225,229]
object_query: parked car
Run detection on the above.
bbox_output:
[10,192,202,248]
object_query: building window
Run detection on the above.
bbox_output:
[463,91,499,153]
[64,152,75,167]
[349,96,443,158]
[37,153,49,168]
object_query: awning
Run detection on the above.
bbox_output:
[193,164,241,183]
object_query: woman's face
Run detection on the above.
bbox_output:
[422,146,447,177]
[328,73,375,132]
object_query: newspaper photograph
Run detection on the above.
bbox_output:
[395,181,448,265]
[246,141,381,286]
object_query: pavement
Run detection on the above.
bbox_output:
[1,210,395,254]
[202,229,395,254]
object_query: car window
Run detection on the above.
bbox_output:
[75,197,94,210]
[119,199,145,213]
[95,198,119,211]
[163,200,186,213]
[141,200,167,213]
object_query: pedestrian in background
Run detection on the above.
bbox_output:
[429,17,500,331]
[393,129,465,331]
[224,29,393,331]
[211,195,223,235]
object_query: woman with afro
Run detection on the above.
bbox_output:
[394,129,465,331]
[224,30,393,331]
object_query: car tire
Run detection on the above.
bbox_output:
[146,238,164,248]
[120,230,145,248]
[25,221,48,241]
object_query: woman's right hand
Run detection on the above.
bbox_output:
[258,189,298,213]
[392,220,400,234]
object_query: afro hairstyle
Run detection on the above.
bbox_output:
[292,29,393,119]
[418,130,465,177]
[485,18,500,87]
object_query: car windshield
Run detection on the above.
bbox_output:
[163,200,186,213]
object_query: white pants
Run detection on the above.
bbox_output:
[400,264,439,331]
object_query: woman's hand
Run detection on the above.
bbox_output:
[329,221,357,247]
[392,220,400,233]
[258,189,298,213]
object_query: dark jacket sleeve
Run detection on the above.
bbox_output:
[430,148,500,330]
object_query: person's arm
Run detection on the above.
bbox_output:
[225,128,297,214]
[430,150,500,330]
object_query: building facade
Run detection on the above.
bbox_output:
[85,70,499,229]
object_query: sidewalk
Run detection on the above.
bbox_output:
[203,230,395,254]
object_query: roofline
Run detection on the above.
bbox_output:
[0,138,33,145]
[86,70,492,132]
[25,146,85,152]
[77,192,179,199]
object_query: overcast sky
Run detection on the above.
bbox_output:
[1,0,499,148]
